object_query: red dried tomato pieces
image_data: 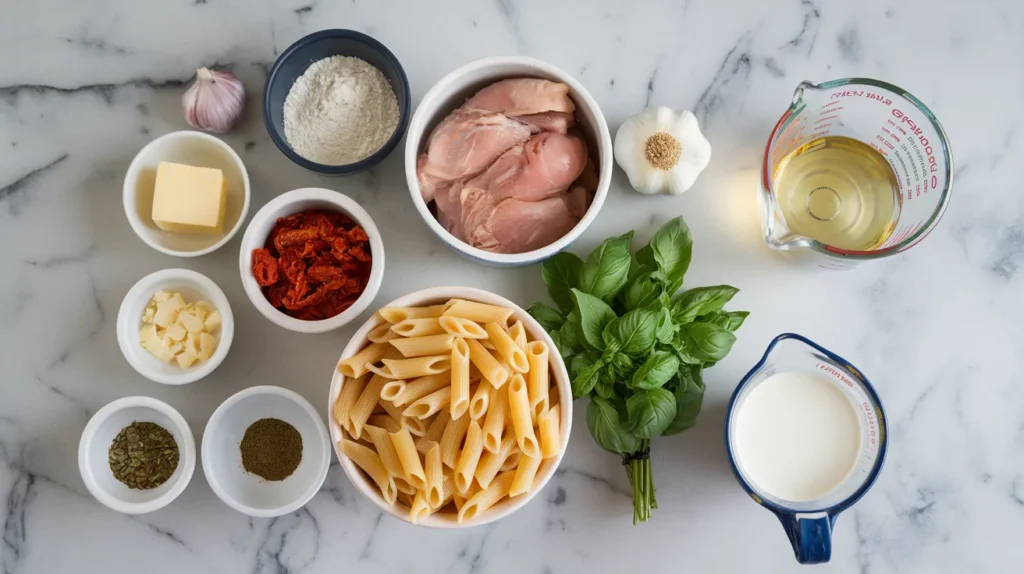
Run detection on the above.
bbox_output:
[251,209,372,320]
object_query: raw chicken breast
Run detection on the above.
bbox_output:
[417,109,532,202]
[477,189,590,253]
[462,79,575,117]
[463,132,587,204]
[512,112,576,134]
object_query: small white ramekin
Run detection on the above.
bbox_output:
[79,396,196,514]
[327,286,573,528]
[404,56,613,267]
[202,386,331,518]
[238,187,385,334]
[123,130,251,257]
[116,268,234,385]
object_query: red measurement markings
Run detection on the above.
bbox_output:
[815,115,838,124]
[891,109,940,189]
[817,363,856,389]
[862,402,878,446]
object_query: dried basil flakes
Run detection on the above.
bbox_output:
[108,421,179,490]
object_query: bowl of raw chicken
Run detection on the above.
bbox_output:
[405,56,612,266]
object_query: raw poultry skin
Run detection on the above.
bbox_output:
[461,78,575,116]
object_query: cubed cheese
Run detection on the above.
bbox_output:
[184,333,200,357]
[151,161,227,235]
[152,301,180,329]
[199,332,216,361]
[164,323,187,342]
[177,311,204,334]
[139,324,161,350]
[143,306,156,323]
[151,338,177,363]
[192,304,208,323]
[153,291,171,303]
[204,310,221,331]
[175,353,197,369]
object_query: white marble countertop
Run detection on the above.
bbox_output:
[1,0,1021,572]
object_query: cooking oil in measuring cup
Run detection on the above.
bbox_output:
[773,136,899,251]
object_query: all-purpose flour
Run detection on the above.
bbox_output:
[283,56,400,165]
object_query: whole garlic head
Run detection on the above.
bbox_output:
[182,67,246,134]
[613,106,712,195]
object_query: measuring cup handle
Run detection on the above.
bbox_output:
[775,511,836,564]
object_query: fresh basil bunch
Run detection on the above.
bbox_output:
[528,216,747,524]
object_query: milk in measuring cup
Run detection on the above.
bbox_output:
[732,371,862,501]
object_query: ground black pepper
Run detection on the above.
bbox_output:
[240,418,302,481]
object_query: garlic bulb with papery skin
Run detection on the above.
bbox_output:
[613,106,711,195]
[182,67,246,134]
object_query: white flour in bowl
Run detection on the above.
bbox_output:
[283,56,400,165]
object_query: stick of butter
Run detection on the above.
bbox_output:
[151,161,227,235]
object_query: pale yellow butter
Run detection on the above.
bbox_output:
[151,162,227,235]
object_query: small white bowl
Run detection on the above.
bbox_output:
[79,396,196,514]
[116,268,234,385]
[202,386,331,517]
[328,286,573,528]
[124,130,251,257]
[405,56,613,267]
[238,187,385,334]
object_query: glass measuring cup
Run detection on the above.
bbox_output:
[725,334,888,564]
[760,78,953,269]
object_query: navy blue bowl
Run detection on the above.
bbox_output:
[263,29,411,175]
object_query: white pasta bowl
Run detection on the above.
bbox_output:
[327,286,573,528]
[404,56,613,267]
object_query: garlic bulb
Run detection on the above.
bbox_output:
[182,67,246,134]
[613,106,711,195]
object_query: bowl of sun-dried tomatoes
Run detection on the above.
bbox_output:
[239,188,384,333]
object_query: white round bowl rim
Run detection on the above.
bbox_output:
[78,396,196,514]
[122,130,251,258]
[238,187,385,334]
[327,286,573,528]
[201,385,332,517]
[404,55,613,265]
[116,268,234,385]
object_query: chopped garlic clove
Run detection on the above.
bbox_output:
[139,324,161,350]
[199,332,216,361]
[184,333,200,357]
[195,300,214,312]
[153,291,172,303]
[168,293,186,309]
[192,304,208,323]
[178,311,204,334]
[176,353,197,369]
[143,306,156,323]
[204,310,221,331]
[164,323,187,342]
[153,302,180,328]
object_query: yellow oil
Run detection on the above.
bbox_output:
[772,136,899,251]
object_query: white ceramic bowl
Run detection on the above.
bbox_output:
[238,187,385,334]
[405,56,613,267]
[328,286,573,528]
[79,396,196,514]
[123,130,251,257]
[202,386,331,517]
[116,268,234,385]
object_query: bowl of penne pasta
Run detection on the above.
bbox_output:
[328,286,572,527]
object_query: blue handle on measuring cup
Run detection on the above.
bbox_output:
[775,511,837,564]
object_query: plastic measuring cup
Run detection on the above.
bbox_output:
[725,333,888,564]
[760,78,953,269]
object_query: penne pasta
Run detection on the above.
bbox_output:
[389,427,426,490]
[403,386,451,420]
[475,433,517,490]
[391,373,449,407]
[367,414,402,433]
[435,475,456,510]
[364,425,412,495]
[525,341,551,418]
[508,319,527,350]
[338,342,390,378]
[507,373,540,458]
[509,455,541,497]
[440,412,471,469]
[368,322,399,343]
[439,316,488,339]
[453,491,468,513]
[482,382,509,453]
[391,318,446,337]
[500,449,522,473]
[378,305,447,323]
[369,356,451,379]
[484,322,529,373]
[455,421,485,494]
[379,379,406,402]
[350,375,387,439]
[425,443,444,508]
[469,381,491,421]
[333,374,368,432]
[390,334,456,358]
[341,439,398,504]
[409,491,433,524]
[458,470,515,524]
[416,409,451,454]
[466,338,509,388]
[450,338,472,419]
[397,490,415,507]
[444,300,514,325]
[378,399,427,437]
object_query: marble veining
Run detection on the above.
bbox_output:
[1,0,1023,572]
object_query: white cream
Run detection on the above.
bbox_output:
[733,371,862,502]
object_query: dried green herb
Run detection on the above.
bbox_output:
[240,418,302,481]
[108,421,179,490]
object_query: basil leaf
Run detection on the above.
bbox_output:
[594,376,616,400]
[541,252,584,313]
[655,307,674,344]
[625,387,677,439]
[528,303,565,333]
[701,310,749,331]
[621,265,663,311]
[678,322,737,363]
[602,306,660,356]
[672,285,740,324]
[636,217,693,285]
[631,350,679,389]
[558,310,582,354]
[548,331,572,360]
[663,367,706,435]
[572,359,603,398]
[587,397,640,454]
[572,289,617,352]
[579,231,633,303]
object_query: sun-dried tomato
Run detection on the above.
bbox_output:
[252,249,279,287]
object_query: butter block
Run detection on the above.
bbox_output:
[151,161,227,235]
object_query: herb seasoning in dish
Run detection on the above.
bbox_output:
[109,421,180,490]
[240,418,302,481]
